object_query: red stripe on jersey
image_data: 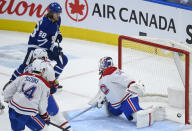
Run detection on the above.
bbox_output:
[127,99,137,112]
[60,121,68,127]
[32,116,44,128]
[12,99,38,112]
[127,81,136,88]
[111,93,130,106]
[19,73,51,88]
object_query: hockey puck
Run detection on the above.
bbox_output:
[177,113,182,118]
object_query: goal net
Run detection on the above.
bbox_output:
[118,35,192,124]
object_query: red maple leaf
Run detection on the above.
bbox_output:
[69,0,85,15]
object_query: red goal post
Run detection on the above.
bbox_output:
[118,35,190,124]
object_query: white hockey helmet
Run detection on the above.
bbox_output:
[32,59,47,74]
[42,63,56,82]
[33,48,48,60]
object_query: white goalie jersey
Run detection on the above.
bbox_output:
[99,67,136,106]
[4,73,50,116]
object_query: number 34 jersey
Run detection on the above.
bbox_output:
[4,73,50,116]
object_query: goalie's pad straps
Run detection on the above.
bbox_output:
[149,113,151,126]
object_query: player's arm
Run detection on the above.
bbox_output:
[38,85,50,115]
[4,78,20,103]
[111,73,145,96]
[55,18,62,44]
[38,85,50,124]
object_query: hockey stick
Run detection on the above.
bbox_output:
[57,41,63,65]
[49,121,69,131]
[68,104,97,122]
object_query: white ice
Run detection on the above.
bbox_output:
[0,30,191,131]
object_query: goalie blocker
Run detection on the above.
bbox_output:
[89,56,166,128]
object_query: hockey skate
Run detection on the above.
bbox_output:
[0,102,5,115]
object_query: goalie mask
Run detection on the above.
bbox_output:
[99,57,114,75]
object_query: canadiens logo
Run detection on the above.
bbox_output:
[100,84,109,95]
[65,0,88,22]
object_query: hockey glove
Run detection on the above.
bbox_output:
[127,81,145,97]
[53,46,62,56]
[50,80,59,94]
[40,112,50,125]
[55,33,63,43]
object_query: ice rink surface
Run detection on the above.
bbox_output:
[0,30,191,131]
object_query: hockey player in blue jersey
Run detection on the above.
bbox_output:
[89,57,166,128]
[3,2,68,90]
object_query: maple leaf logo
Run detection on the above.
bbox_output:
[69,0,85,15]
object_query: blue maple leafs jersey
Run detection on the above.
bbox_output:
[28,16,61,50]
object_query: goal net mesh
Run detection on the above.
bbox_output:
[118,35,192,124]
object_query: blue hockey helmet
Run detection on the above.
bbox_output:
[49,2,62,13]
[99,57,114,75]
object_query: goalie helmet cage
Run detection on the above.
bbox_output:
[118,35,190,124]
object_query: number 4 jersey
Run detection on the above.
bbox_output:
[4,73,50,116]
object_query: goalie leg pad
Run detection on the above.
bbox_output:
[136,106,165,128]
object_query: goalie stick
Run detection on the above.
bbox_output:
[67,104,97,122]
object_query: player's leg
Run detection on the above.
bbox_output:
[47,51,68,89]
[10,50,34,81]
[8,108,26,131]
[47,95,73,130]
[47,95,59,116]
[53,53,68,79]
[122,97,165,128]
[121,97,143,121]
[26,114,46,130]
[107,103,123,116]
[3,50,34,91]
[136,106,165,128]
[51,113,73,131]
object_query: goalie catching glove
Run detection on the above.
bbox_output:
[126,81,145,97]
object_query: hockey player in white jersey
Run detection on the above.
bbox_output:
[6,49,73,130]
[25,50,73,130]
[89,57,165,128]
[4,59,51,130]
